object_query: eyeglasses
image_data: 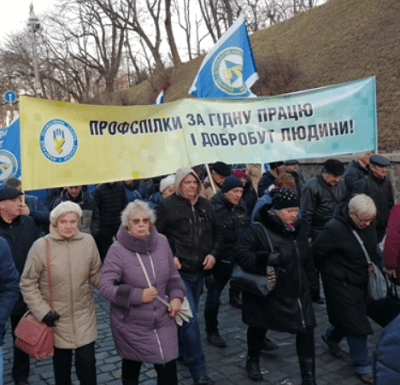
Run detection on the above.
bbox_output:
[354,213,376,224]
[130,218,150,225]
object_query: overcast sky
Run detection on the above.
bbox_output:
[0,0,55,43]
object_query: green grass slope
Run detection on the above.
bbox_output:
[116,0,400,152]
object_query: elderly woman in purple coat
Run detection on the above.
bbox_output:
[99,200,185,385]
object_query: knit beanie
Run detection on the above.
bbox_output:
[221,176,243,193]
[159,174,175,193]
[271,188,299,209]
[50,201,82,225]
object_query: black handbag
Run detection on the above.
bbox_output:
[366,274,400,328]
[231,222,278,297]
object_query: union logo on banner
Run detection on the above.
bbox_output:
[39,119,78,163]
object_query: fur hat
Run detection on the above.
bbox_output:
[211,162,231,176]
[323,159,345,176]
[50,201,82,226]
[271,188,300,209]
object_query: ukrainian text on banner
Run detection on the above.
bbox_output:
[0,119,21,185]
[20,77,376,191]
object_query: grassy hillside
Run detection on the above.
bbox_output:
[111,0,400,152]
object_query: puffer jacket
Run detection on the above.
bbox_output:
[234,207,318,333]
[343,160,369,192]
[20,226,102,349]
[94,182,127,229]
[300,174,347,240]
[210,191,248,274]
[156,168,220,273]
[99,226,185,364]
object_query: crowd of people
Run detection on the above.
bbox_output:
[0,153,400,385]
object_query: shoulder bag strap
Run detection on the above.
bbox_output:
[254,221,275,252]
[135,252,170,308]
[45,239,55,312]
[351,229,372,265]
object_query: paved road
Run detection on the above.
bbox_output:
[3,286,383,385]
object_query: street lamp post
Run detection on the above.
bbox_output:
[27,3,41,97]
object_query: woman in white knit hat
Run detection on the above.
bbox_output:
[149,174,176,208]
[20,201,102,385]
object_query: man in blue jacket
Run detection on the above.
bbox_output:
[0,236,20,385]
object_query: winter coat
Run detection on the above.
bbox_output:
[52,190,100,237]
[300,174,347,240]
[353,172,394,243]
[0,237,19,346]
[156,169,220,273]
[210,192,248,275]
[383,202,400,282]
[257,170,277,197]
[286,170,305,198]
[374,313,400,384]
[0,215,41,316]
[99,226,185,364]
[312,203,376,336]
[234,207,318,333]
[93,182,127,229]
[343,160,369,192]
[25,194,50,232]
[123,180,148,203]
[20,226,102,349]
[201,175,221,200]
[242,179,257,218]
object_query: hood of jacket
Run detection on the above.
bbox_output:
[174,167,202,201]
[116,225,159,254]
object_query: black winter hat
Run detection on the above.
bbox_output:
[323,159,345,176]
[221,176,243,193]
[0,186,23,202]
[211,161,231,176]
[271,188,299,209]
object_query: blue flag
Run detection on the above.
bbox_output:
[154,90,164,105]
[189,15,258,98]
[0,118,21,185]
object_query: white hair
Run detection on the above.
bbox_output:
[348,194,376,217]
[121,200,156,228]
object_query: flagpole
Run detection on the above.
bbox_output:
[204,164,216,194]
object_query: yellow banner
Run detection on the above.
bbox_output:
[19,77,376,190]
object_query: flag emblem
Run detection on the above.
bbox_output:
[189,15,258,98]
[212,47,247,95]
[0,150,18,182]
[40,119,78,163]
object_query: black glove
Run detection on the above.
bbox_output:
[42,311,60,327]
[267,251,281,267]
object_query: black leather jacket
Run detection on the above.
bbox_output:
[156,193,220,273]
[300,174,347,240]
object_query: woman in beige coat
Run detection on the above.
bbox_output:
[20,201,102,385]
